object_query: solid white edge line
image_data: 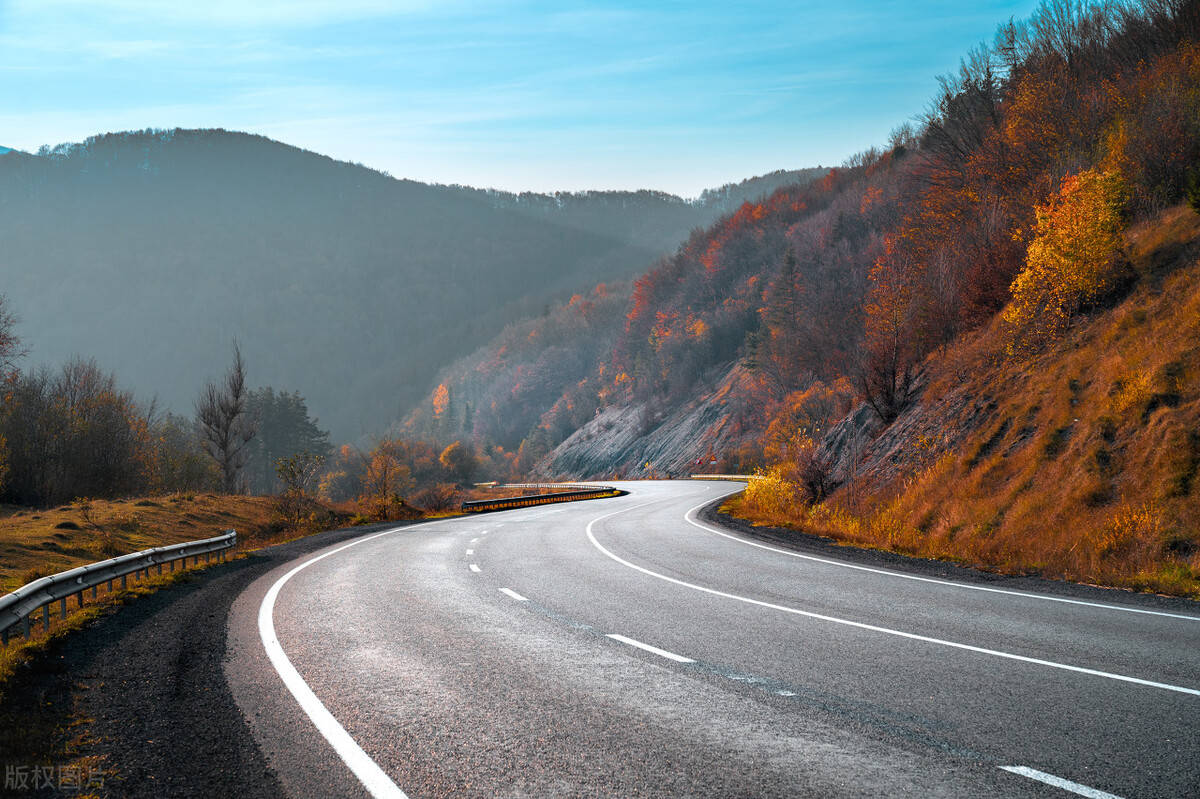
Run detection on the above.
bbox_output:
[606,633,695,663]
[253,493,621,799]
[499,587,529,602]
[999,766,1126,799]
[465,549,474,555]
[585,501,1200,697]
[469,563,481,573]
[258,525,422,799]
[683,494,1200,622]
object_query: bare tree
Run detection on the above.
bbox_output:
[196,344,257,493]
[0,294,26,378]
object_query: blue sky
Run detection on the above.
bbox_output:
[0,0,1040,196]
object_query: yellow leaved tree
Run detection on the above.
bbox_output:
[1004,168,1130,352]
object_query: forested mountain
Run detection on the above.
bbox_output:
[406,0,1200,596]
[0,130,805,441]
[451,167,827,254]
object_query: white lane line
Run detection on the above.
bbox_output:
[258,526,417,799]
[469,563,481,573]
[586,505,1200,697]
[999,766,1125,798]
[499,587,529,602]
[465,549,474,555]
[469,538,479,544]
[606,633,695,663]
[254,501,583,799]
[683,497,1200,622]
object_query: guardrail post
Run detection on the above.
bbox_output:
[42,604,49,631]
[76,591,84,608]
[60,597,67,619]
[157,563,163,576]
[90,585,97,599]
[22,615,30,639]
[1,627,7,645]
[121,574,127,589]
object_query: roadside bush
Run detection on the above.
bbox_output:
[741,468,803,522]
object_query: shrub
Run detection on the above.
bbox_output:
[1004,169,1131,351]
[741,468,803,521]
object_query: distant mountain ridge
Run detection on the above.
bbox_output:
[0,128,820,441]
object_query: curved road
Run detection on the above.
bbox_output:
[225,480,1200,798]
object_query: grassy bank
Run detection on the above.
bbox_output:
[730,206,1200,600]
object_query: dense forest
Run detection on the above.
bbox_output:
[0,131,810,443]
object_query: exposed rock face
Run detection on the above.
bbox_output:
[535,364,755,478]
[535,358,1002,489]
[816,372,1002,493]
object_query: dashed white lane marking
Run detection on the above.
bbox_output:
[465,549,474,555]
[470,538,479,544]
[469,564,481,573]
[999,766,1125,798]
[683,496,1200,622]
[606,633,695,663]
[499,588,529,602]
[258,526,417,799]
[586,503,1200,697]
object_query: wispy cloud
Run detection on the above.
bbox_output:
[0,0,1044,194]
[8,0,439,27]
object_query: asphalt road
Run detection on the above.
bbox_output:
[225,480,1200,798]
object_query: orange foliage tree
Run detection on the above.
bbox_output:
[1003,168,1130,350]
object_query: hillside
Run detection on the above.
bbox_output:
[452,167,828,253]
[729,204,1200,597]
[406,1,1200,593]
[0,130,798,442]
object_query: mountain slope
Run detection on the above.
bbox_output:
[730,204,1200,597]
[1,129,763,441]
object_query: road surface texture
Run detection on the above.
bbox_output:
[225,480,1200,798]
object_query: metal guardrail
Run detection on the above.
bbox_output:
[0,529,237,645]
[495,482,601,492]
[688,474,761,481]
[462,486,621,513]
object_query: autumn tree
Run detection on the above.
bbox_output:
[0,359,149,505]
[857,238,920,423]
[439,440,479,486]
[147,412,217,493]
[361,440,413,519]
[196,344,257,493]
[274,451,327,529]
[1004,168,1130,351]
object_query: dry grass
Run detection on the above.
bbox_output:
[0,493,285,594]
[733,205,1200,598]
